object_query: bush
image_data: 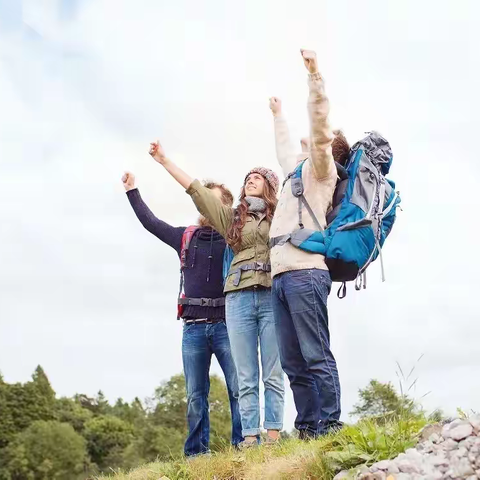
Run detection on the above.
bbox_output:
[1,421,89,480]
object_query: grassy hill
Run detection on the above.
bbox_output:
[97,414,428,480]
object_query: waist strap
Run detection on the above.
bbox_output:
[178,297,225,307]
[228,262,271,287]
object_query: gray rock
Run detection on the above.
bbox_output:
[387,464,400,474]
[445,422,474,441]
[449,457,475,477]
[372,460,392,471]
[468,452,477,463]
[333,470,350,480]
[442,438,460,451]
[451,446,468,459]
[465,476,478,480]
[397,458,421,474]
[395,474,413,480]
[470,415,480,434]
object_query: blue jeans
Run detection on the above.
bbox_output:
[272,269,341,435]
[225,288,285,437]
[182,321,243,456]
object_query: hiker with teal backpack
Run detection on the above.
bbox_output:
[121,172,242,456]
[269,50,401,438]
[148,141,285,447]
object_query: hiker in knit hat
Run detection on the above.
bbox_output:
[268,49,343,439]
[148,141,285,448]
[244,167,280,194]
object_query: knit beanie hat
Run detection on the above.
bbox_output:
[244,167,279,194]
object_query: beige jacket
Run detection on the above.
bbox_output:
[269,72,337,277]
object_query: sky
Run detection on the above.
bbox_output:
[1,0,479,430]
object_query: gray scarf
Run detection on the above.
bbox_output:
[245,196,266,213]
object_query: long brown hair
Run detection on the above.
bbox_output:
[226,180,277,251]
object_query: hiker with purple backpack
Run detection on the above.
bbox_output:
[122,172,242,456]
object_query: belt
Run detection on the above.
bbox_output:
[228,262,271,287]
[178,297,225,307]
[183,318,225,325]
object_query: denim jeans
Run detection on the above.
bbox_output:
[272,269,341,435]
[182,321,243,456]
[225,288,285,437]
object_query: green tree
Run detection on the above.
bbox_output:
[351,379,416,419]
[111,397,146,430]
[74,391,112,417]
[55,397,93,434]
[84,415,134,471]
[1,421,89,480]
[0,366,56,443]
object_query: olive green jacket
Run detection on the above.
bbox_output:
[186,179,272,293]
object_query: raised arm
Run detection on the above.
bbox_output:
[149,140,194,189]
[149,140,233,239]
[269,97,297,176]
[301,50,336,180]
[186,180,233,239]
[122,172,184,252]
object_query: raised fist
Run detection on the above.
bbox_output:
[301,49,318,74]
[269,97,282,117]
[122,172,136,191]
[149,140,167,164]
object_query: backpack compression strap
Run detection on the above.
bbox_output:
[270,161,323,248]
[178,226,200,318]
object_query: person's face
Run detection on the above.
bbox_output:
[244,173,265,197]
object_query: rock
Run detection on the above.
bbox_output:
[469,415,480,432]
[451,446,468,460]
[466,476,478,480]
[395,474,413,480]
[443,421,474,441]
[333,470,350,480]
[397,458,421,474]
[387,464,400,475]
[449,457,475,477]
[442,438,459,451]
[372,460,392,471]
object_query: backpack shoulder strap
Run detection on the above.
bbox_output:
[289,161,323,231]
[180,226,199,270]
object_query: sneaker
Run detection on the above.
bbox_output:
[238,437,259,449]
[317,420,344,437]
[298,429,317,441]
[265,435,281,446]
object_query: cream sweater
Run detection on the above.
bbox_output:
[269,72,337,277]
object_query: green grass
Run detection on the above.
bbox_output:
[96,413,428,480]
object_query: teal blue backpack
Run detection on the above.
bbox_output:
[270,132,401,298]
